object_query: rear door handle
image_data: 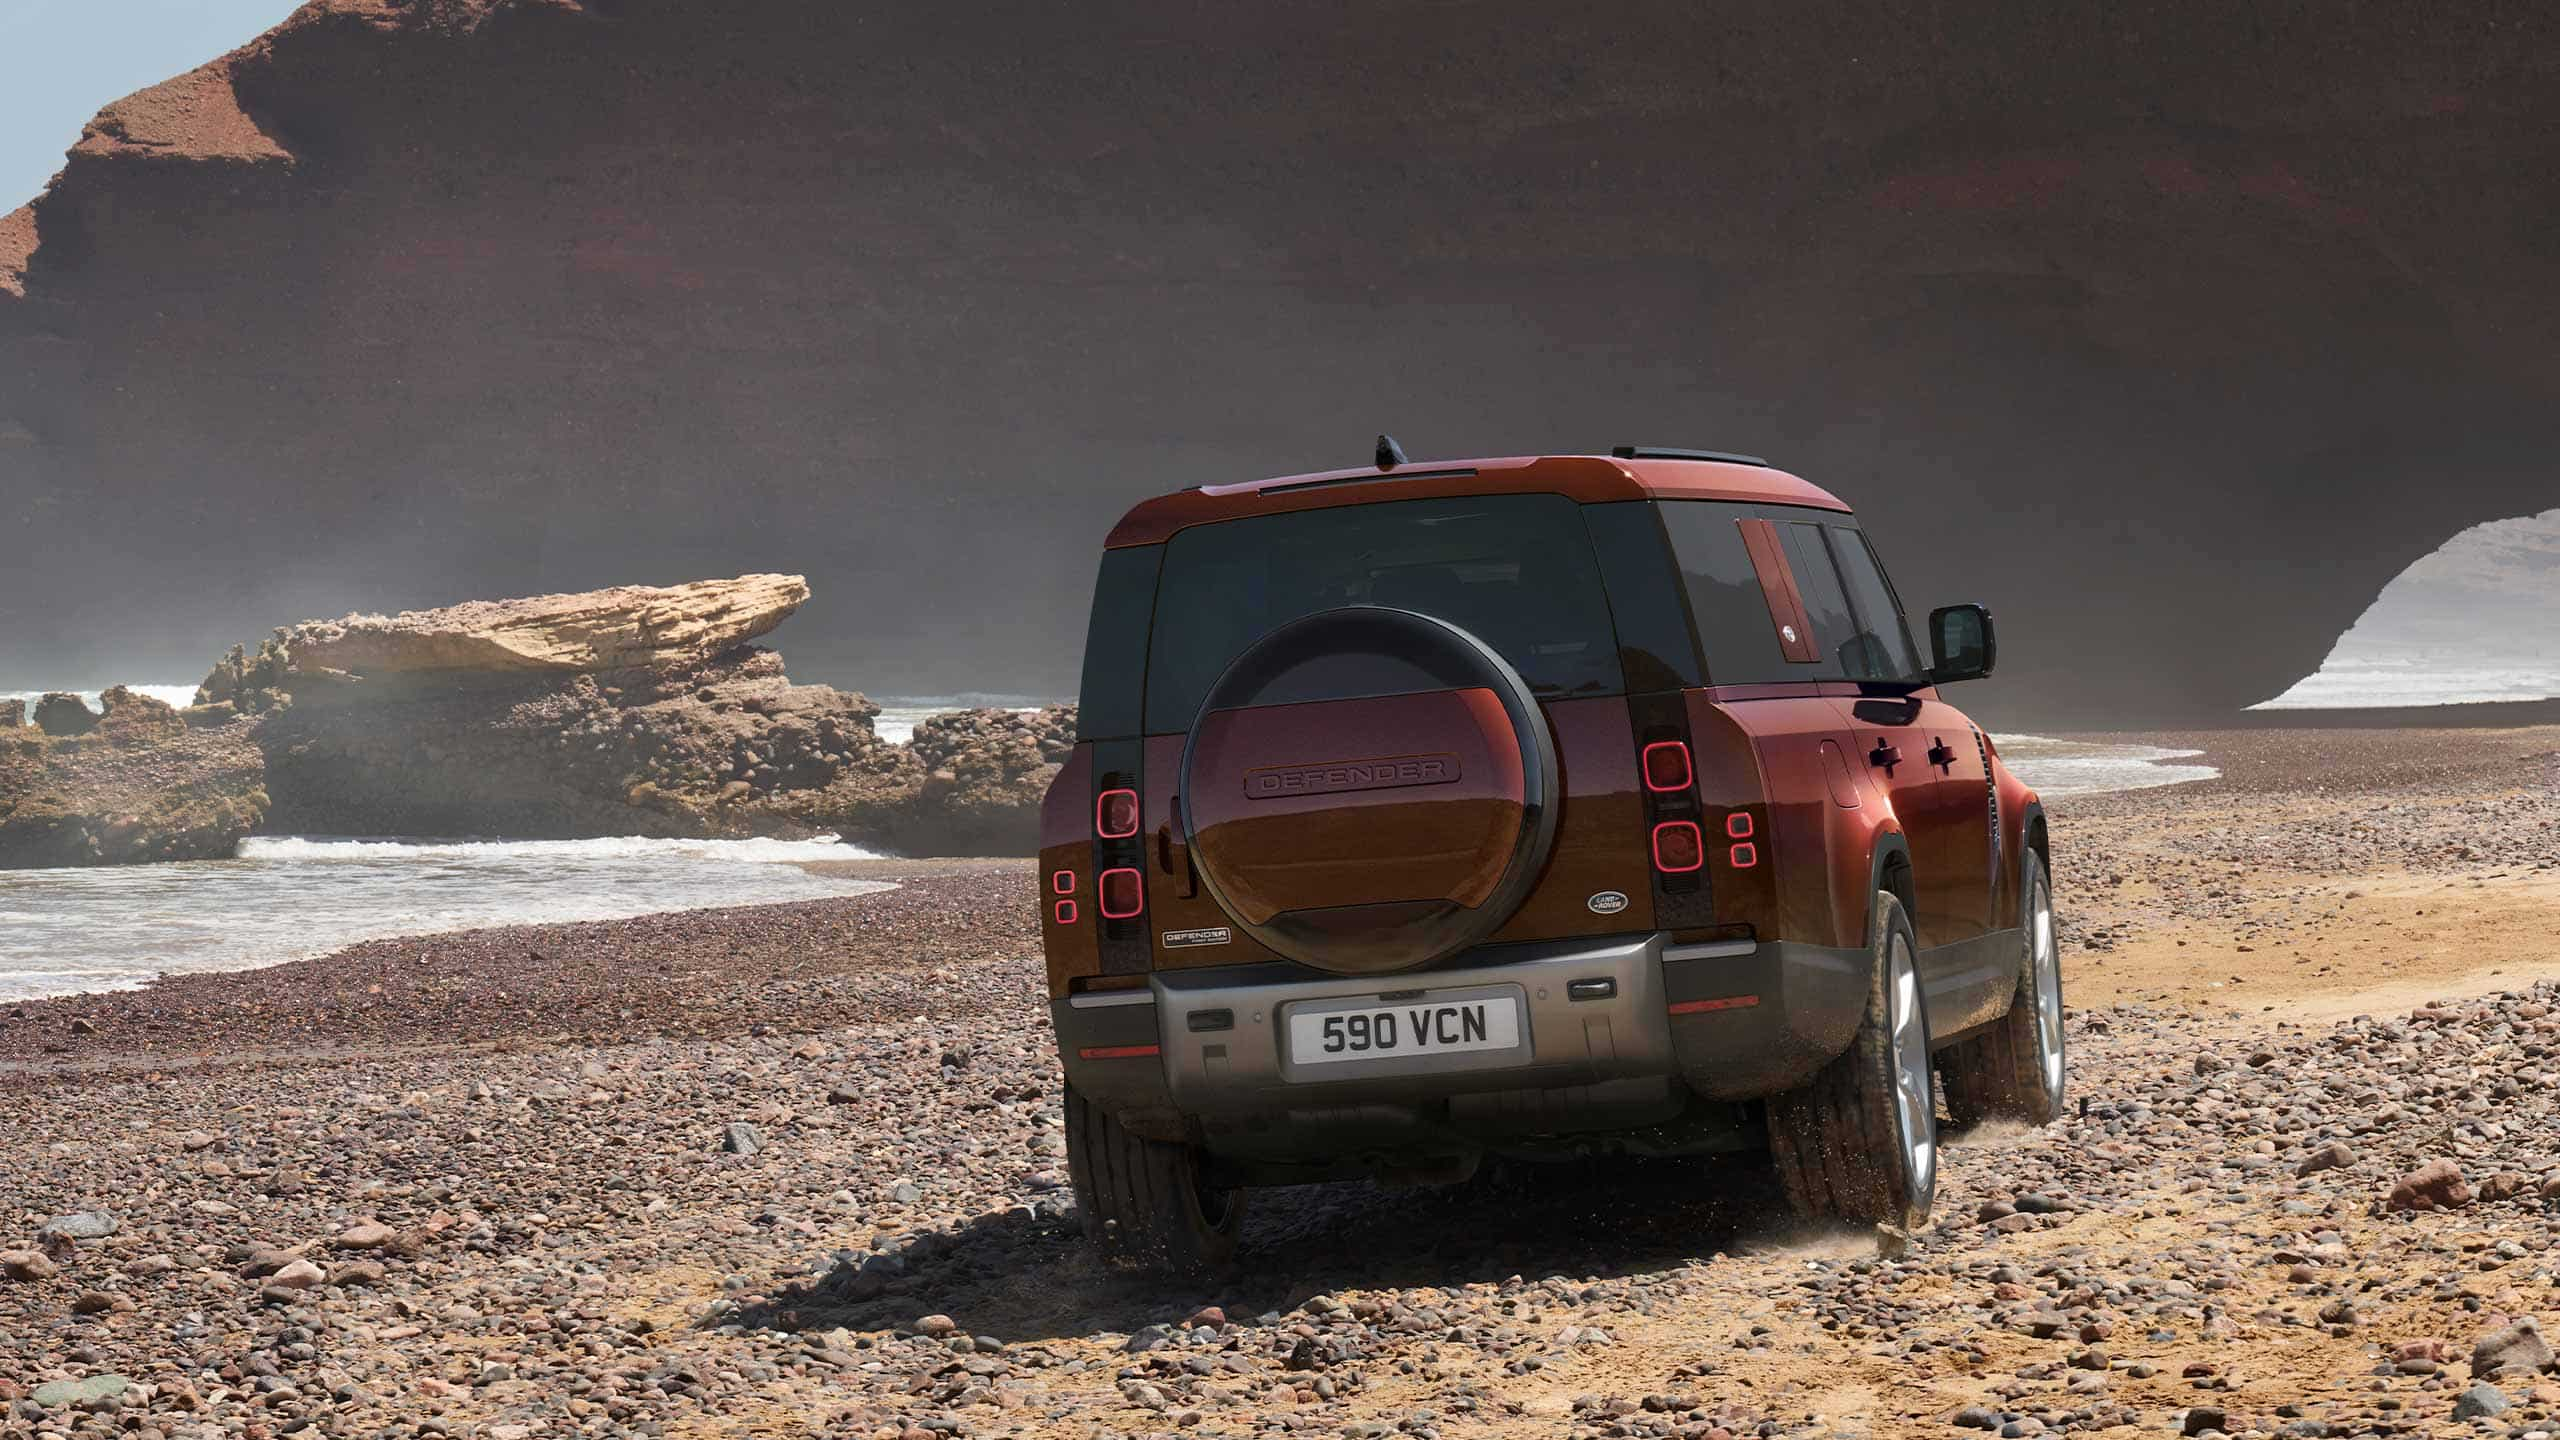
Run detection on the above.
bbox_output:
[1928,738,1959,773]
[1868,741,1904,774]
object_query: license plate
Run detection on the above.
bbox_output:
[1286,992,1523,1067]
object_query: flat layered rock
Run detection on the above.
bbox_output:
[284,574,811,677]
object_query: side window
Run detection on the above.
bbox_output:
[1780,522,1862,681]
[1825,527,1927,683]
[1075,545,1161,741]
[1656,501,1794,685]
[1581,502,1704,691]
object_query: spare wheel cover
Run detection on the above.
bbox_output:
[1178,606,1559,975]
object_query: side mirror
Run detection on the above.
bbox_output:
[1927,603,1996,684]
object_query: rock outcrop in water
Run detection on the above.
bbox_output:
[239,575,1057,854]
[4,576,1060,865]
[279,574,811,678]
[0,691,269,868]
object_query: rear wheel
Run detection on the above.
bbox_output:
[1942,852,2066,1126]
[1064,1086,1243,1275]
[1768,890,1937,1228]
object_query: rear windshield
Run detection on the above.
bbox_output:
[1142,494,1624,732]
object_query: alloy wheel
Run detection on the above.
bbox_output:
[1886,934,1936,1200]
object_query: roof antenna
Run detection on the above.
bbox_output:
[1374,434,1408,471]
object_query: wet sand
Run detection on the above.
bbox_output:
[2,727,2556,1438]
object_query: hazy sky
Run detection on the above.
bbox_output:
[0,0,301,210]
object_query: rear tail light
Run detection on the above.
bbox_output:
[1728,842,1758,869]
[1724,811,1754,839]
[1053,899,1079,924]
[1651,820,1705,873]
[1051,869,1077,894]
[1640,740,1694,792]
[1095,788,1140,839]
[1098,866,1145,919]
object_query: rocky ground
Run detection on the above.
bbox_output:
[3,729,2558,1440]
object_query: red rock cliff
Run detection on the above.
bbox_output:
[5,1,2559,722]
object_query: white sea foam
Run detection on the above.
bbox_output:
[871,694,1058,745]
[1992,734,2218,798]
[2,684,201,719]
[0,834,891,1003]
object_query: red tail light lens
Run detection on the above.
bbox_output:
[1640,740,1693,792]
[1051,869,1076,895]
[1098,866,1145,919]
[1053,899,1079,924]
[1651,820,1705,873]
[1729,842,1759,869]
[1725,811,1754,839]
[1096,789,1140,839]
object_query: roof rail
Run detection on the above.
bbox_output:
[1610,445,1770,467]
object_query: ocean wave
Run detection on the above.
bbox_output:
[1993,734,2218,798]
[239,834,878,863]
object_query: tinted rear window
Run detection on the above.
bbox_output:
[1143,494,1624,732]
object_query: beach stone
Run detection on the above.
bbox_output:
[722,1122,764,1155]
[2181,1407,2227,1437]
[2294,1140,2355,1177]
[334,1222,396,1250]
[270,1259,325,1289]
[2387,1159,2473,1211]
[2472,1319,2553,1378]
[917,1314,958,1337]
[334,1260,385,1287]
[36,1211,117,1242]
[0,1250,55,1282]
[2452,1383,2510,1420]
[31,1375,128,1408]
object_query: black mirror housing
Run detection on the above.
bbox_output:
[1928,603,1996,684]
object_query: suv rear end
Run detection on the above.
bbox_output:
[1041,449,2054,1269]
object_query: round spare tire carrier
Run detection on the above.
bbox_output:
[1178,606,1559,976]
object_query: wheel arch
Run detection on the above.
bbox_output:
[2017,799,2049,927]
[1864,831,1915,949]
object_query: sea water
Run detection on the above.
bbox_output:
[1,684,2202,1002]
[0,835,889,1002]
[1992,735,2218,798]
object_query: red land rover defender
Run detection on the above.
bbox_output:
[1041,446,2060,1270]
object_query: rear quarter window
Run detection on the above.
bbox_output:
[1142,493,1625,733]
[1075,544,1162,741]
[1657,500,1795,685]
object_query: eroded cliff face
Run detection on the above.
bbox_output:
[5,1,2559,722]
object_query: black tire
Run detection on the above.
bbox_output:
[1942,853,2066,1126]
[1768,890,1937,1228]
[1064,1086,1244,1275]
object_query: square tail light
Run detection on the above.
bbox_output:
[1098,866,1145,919]
[1051,869,1077,895]
[1729,842,1759,869]
[1095,789,1141,839]
[1053,899,1079,924]
[1725,811,1755,839]
[1640,740,1693,793]
[1651,820,1705,873]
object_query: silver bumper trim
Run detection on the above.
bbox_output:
[1067,989,1158,1010]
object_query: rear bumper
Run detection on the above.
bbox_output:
[1053,930,1868,1148]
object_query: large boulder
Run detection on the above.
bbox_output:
[282,575,812,678]
[95,686,186,745]
[0,711,268,868]
[887,706,1076,856]
[32,692,98,737]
